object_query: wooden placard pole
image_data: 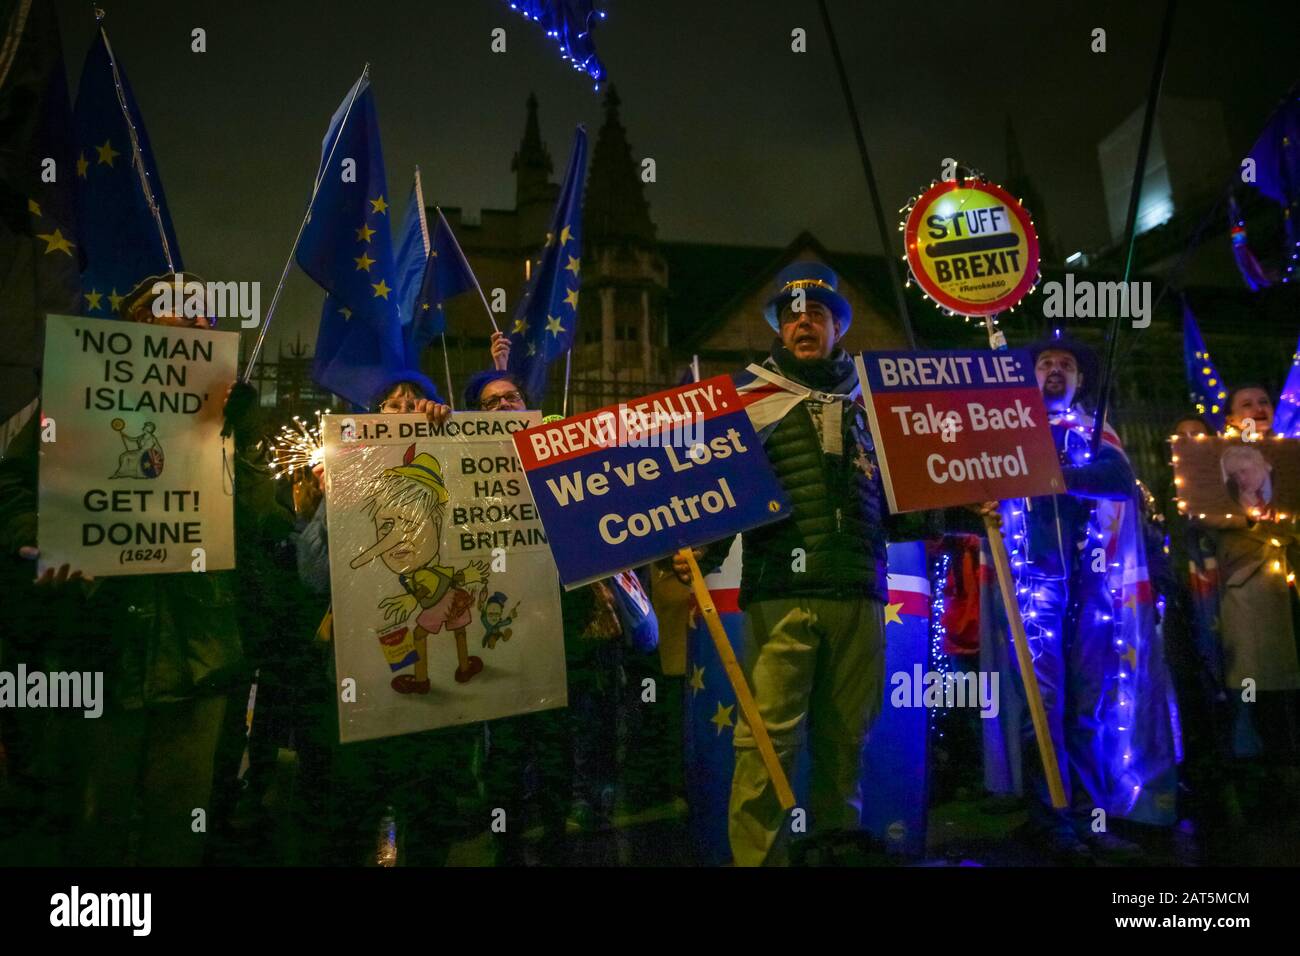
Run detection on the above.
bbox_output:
[983,514,1067,809]
[678,546,796,811]
[979,314,1067,809]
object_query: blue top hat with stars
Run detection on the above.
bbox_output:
[763,261,852,332]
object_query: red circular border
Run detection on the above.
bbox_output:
[903,178,1040,316]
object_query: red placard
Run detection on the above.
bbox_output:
[857,349,1065,512]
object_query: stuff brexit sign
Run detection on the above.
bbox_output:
[856,349,1064,512]
[513,376,791,588]
[904,178,1040,316]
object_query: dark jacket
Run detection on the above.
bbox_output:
[0,411,291,709]
[702,343,905,608]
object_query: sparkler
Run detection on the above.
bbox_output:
[268,413,324,480]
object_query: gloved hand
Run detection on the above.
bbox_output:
[222,381,260,440]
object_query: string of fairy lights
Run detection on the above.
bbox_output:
[505,1,607,88]
[1171,428,1298,589]
[896,167,1044,327]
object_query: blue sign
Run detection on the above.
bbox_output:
[513,377,791,587]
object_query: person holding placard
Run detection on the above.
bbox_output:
[673,263,908,867]
[990,335,1177,864]
[0,274,291,866]
[292,372,488,867]
[1196,386,1300,799]
[462,363,630,864]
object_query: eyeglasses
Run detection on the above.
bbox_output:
[380,398,421,413]
[480,390,523,410]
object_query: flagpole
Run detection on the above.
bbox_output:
[562,349,572,417]
[95,10,175,274]
[816,0,917,350]
[1091,0,1176,457]
[435,206,499,333]
[241,63,370,383]
[440,332,455,411]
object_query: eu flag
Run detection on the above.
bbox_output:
[394,170,430,330]
[73,27,182,318]
[410,207,478,353]
[1181,300,1228,432]
[1275,333,1300,438]
[299,72,412,408]
[507,126,588,404]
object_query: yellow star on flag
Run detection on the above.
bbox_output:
[559,224,572,245]
[36,228,74,257]
[1121,645,1137,670]
[564,254,581,275]
[76,152,89,178]
[1123,594,1138,613]
[355,223,376,242]
[545,314,565,337]
[710,701,735,736]
[689,664,705,695]
[526,342,538,357]
[369,195,388,215]
[564,287,579,310]
[108,289,124,312]
[884,602,904,626]
[512,317,529,336]
[354,252,375,271]
[95,139,120,166]
[339,306,353,320]
[84,289,103,311]
[371,279,392,299]
[27,199,42,217]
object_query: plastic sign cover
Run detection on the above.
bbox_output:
[322,411,565,744]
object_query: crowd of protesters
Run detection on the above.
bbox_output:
[0,267,1296,867]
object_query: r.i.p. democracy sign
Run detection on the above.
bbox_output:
[513,377,791,588]
[856,349,1064,513]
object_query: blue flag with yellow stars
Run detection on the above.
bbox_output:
[507,125,587,405]
[410,207,478,352]
[1181,300,1228,433]
[300,73,414,409]
[394,171,430,332]
[72,27,182,318]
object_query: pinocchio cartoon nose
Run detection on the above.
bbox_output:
[351,524,404,569]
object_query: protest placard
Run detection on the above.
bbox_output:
[37,314,237,577]
[322,411,565,744]
[512,376,791,588]
[857,348,1064,512]
[1172,434,1300,521]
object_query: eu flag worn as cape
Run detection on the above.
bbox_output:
[507,126,587,405]
[300,73,416,408]
[73,27,182,317]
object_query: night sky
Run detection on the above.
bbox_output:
[52,0,1300,349]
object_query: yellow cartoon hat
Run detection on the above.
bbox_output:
[388,444,449,503]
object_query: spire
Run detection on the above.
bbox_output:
[512,92,553,210]
[584,85,655,244]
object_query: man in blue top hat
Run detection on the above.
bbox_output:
[676,261,897,865]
